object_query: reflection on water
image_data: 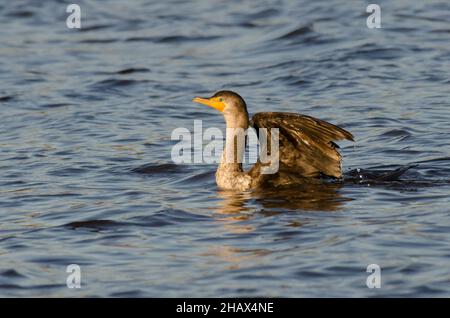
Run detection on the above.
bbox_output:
[215,181,349,216]
[200,245,271,271]
[207,184,350,270]
[213,191,255,235]
[253,183,351,212]
[215,190,253,216]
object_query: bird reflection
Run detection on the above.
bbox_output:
[199,245,271,270]
[202,182,351,269]
[253,181,351,211]
[213,190,255,234]
[215,181,350,217]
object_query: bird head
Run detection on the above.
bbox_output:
[193,90,249,128]
[193,90,248,116]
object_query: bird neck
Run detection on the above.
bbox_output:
[224,111,249,130]
[219,112,249,173]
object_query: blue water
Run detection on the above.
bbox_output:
[0,0,449,297]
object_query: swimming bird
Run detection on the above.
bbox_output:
[193,90,354,191]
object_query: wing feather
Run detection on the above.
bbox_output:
[251,112,354,178]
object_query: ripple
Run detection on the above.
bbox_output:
[64,219,128,231]
[40,103,74,109]
[277,24,314,39]
[79,38,119,44]
[379,129,412,140]
[0,95,14,102]
[0,269,26,279]
[340,44,405,61]
[115,68,151,75]
[125,35,221,43]
[5,10,33,18]
[79,24,115,32]
[90,78,150,89]
[47,167,90,177]
[127,208,210,227]
[345,165,418,182]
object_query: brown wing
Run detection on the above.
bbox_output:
[251,112,354,179]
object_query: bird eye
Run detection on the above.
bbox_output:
[219,98,223,102]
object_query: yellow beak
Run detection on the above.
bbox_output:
[192,96,225,112]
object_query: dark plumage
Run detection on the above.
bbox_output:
[251,112,354,179]
[193,90,354,190]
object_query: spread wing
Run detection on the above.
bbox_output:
[250,112,354,178]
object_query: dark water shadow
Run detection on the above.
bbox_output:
[215,181,349,216]
[252,182,349,212]
[345,163,450,188]
[211,163,450,218]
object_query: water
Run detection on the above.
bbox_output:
[1,0,449,297]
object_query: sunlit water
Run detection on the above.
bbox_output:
[0,0,449,297]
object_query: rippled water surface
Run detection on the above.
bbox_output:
[1,0,450,297]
